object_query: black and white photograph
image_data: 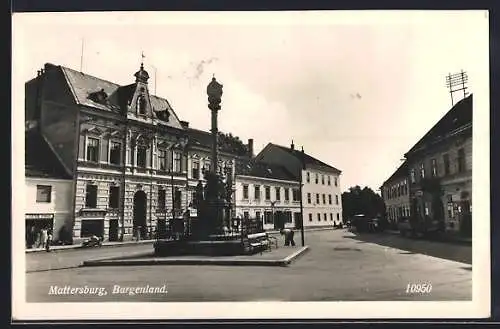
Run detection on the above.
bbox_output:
[12,10,490,320]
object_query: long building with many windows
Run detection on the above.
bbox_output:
[234,160,300,231]
[255,142,343,227]
[25,62,251,244]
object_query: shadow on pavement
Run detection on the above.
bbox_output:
[343,233,472,265]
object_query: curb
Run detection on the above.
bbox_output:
[81,246,310,267]
[25,240,154,254]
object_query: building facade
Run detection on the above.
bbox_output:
[235,160,300,231]
[404,95,472,234]
[25,127,73,247]
[25,63,251,243]
[254,142,343,227]
[381,161,410,229]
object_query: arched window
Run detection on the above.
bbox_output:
[137,95,147,115]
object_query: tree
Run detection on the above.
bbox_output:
[342,185,386,220]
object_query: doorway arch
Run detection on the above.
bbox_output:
[133,190,148,239]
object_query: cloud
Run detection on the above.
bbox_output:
[191,57,219,80]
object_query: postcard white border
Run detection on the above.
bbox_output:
[12,10,490,320]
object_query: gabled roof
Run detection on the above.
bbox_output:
[186,127,250,157]
[235,159,298,182]
[45,63,183,129]
[405,94,473,157]
[268,143,342,174]
[25,128,72,180]
[382,160,408,186]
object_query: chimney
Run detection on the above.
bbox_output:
[290,139,295,150]
[247,138,254,158]
[180,121,189,128]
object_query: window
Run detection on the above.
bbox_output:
[334,177,338,187]
[255,211,261,221]
[306,172,310,183]
[286,211,293,223]
[321,175,325,185]
[265,186,271,200]
[191,191,197,207]
[328,194,332,204]
[109,186,119,209]
[254,185,261,200]
[292,188,300,201]
[284,188,289,201]
[36,185,51,203]
[317,213,321,222]
[158,188,166,210]
[410,169,416,183]
[137,145,147,167]
[316,193,320,204]
[327,176,331,185]
[443,154,450,175]
[309,214,313,222]
[330,213,333,221]
[158,149,168,171]
[173,151,182,172]
[174,188,182,210]
[337,213,340,221]
[243,211,249,220]
[335,195,339,205]
[322,194,326,204]
[315,173,319,184]
[192,161,200,179]
[264,211,273,224]
[431,158,437,177]
[204,163,211,174]
[85,184,98,208]
[324,213,327,221]
[243,184,249,199]
[109,141,121,165]
[307,193,311,204]
[457,148,466,173]
[137,95,147,115]
[419,163,425,179]
[275,187,281,201]
[397,183,401,197]
[86,137,100,162]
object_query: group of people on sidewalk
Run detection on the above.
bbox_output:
[26,226,53,252]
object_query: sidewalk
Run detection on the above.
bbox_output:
[25,227,335,253]
[82,245,310,267]
[25,239,155,253]
[384,229,472,245]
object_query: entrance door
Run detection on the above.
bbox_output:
[294,212,302,229]
[109,219,119,241]
[274,211,285,230]
[133,190,148,239]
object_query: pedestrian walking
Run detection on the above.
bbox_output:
[40,228,48,249]
[280,228,295,247]
[45,229,52,252]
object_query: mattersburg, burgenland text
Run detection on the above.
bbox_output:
[48,284,168,297]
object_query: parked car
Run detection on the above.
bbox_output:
[398,216,444,238]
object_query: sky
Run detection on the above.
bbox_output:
[12,11,489,193]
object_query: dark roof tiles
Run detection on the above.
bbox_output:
[236,159,298,182]
[270,143,342,174]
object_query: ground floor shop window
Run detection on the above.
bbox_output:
[26,217,54,249]
[81,219,104,238]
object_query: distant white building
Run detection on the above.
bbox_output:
[235,160,301,231]
[255,142,343,227]
[25,127,73,247]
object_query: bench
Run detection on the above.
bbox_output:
[246,232,277,254]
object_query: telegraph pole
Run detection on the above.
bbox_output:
[299,146,305,246]
[445,70,469,106]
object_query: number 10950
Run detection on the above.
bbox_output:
[406,283,432,294]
